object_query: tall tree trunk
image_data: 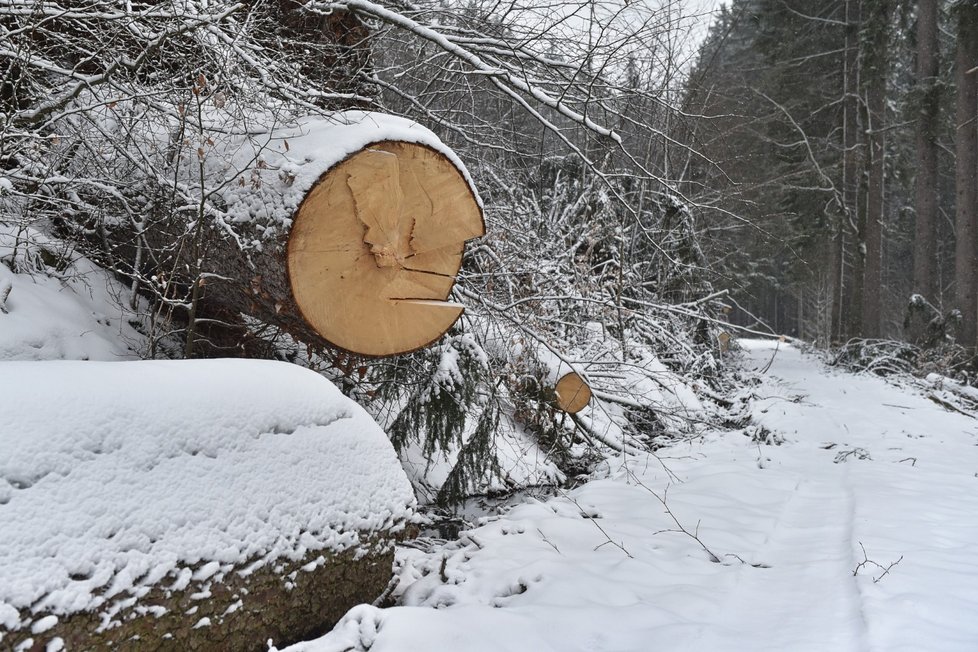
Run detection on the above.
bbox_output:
[840,0,863,341]
[911,0,940,321]
[861,0,890,339]
[828,228,844,343]
[954,2,978,350]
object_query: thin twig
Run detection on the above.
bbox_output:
[853,542,903,583]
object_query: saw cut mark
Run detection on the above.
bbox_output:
[287,141,484,357]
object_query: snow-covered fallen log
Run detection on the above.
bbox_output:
[88,106,485,358]
[0,359,416,651]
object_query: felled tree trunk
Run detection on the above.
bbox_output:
[190,113,484,358]
[288,141,485,356]
[5,543,394,652]
[489,327,592,414]
[554,370,593,413]
[0,359,418,652]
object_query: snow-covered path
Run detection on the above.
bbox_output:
[737,340,978,651]
[285,340,978,652]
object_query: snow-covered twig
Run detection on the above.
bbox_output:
[853,543,903,583]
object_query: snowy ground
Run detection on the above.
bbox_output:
[0,225,142,361]
[284,340,978,652]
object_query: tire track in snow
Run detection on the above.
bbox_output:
[681,468,869,652]
[741,340,978,652]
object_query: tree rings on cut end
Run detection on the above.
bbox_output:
[554,372,592,413]
[718,331,731,351]
[287,141,484,357]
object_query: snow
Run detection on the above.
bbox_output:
[0,224,142,361]
[0,359,416,634]
[29,616,57,635]
[211,111,483,234]
[280,339,978,652]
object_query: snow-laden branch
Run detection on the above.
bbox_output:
[307,0,622,143]
[6,3,246,127]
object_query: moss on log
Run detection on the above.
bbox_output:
[3,538,394,651]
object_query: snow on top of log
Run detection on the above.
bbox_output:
[215,111,483,237]
[0,359,416,628]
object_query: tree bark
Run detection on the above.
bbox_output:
[911,0,940,319]
[861,0,890,340]
[954,3,978,350]
[828,228,844,344]
[3,542,396,652]
[841,0,864,341]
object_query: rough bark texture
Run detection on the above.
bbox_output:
[861,0,889,339]
[954,3,978,350]
[828,229,844,344]
[911,0,940,319]
[2,538,395,652]
[841,0,864,340]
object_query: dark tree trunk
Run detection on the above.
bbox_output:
[828,229,844,344]
[954,3,978,350]
[861,0,890,339]
[911,0,940,320]
[830,3,857,344]
[842,0,864,341]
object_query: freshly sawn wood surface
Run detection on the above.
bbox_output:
[287,141,484,357]
[554,371,592,414]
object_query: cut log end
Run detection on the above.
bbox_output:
[718,331,731,351]
[287,140,484,357]
[555,372,592,413]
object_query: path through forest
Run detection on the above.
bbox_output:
[284,340,978,652]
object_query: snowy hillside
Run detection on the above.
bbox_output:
[282,340,978,652]
[0,225,142,361]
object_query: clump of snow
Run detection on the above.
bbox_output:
[0,359,415,634]
[0,224,142,361]
[205,111,482,237]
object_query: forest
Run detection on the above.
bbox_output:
[1,0,978,650]
[692,0,977,356]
